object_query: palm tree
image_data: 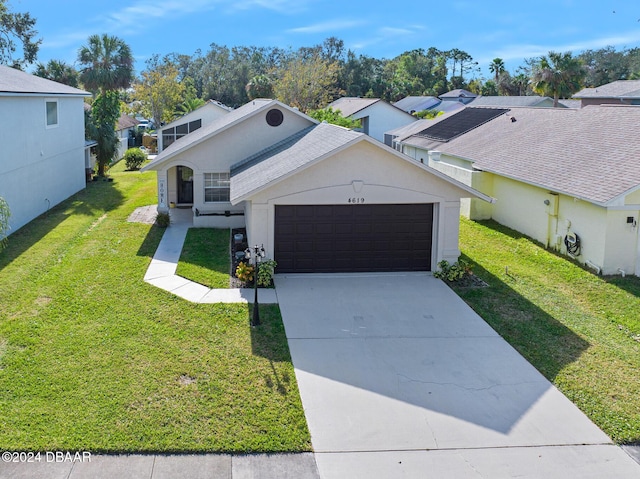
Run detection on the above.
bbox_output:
[489,58,505,84]
[78,34,133,93]
[78,34,133,176]
[530,51,586,107]
[176,97,206,116]
[34,59,79,87]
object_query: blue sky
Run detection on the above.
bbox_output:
[17,0,640,78]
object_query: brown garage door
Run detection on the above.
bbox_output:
[274,204,433,273]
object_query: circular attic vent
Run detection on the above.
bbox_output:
[266,108,284,127]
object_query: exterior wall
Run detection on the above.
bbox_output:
[154,106,314,217]
[579,98,635,108]
[0,95,86,234]
[603,209,640,275]
[158,102,229,151]
[349,102,416,143]
[244,141,470,269]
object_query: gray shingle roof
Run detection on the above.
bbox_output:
[230,122,361,202]
[437,105,640,205]
[439,89,477,99]
[0,65,89,96]
[470,96,559,108]
[393,96,440,113]
[327,97,380,117]
[573,80,640,99]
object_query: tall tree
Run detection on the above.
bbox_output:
[489,58,505,84]
[530,51,586,107]
[78,33,133,93]
[0,0,40,68]
[78,34,133,175]
[34,59,79,87]
[135,55,186,128]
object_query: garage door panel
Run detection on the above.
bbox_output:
[275,204,433,273]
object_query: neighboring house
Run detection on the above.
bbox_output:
[439,89,477,104]
[395,105,640,276]
[573,80,640,107]
[326,97,417,144]
[142,99,491,273]
[558,99,581,109]
[470,95,562,108]
[393,96,440,114]
[115,113,140,159]
[158,100,231,152]
[0,65,90,234]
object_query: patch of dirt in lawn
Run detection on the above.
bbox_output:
[446,273,489,288]
[178,374,197,386]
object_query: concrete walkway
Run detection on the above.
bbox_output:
[275,273,640,479]
[141,208,277,304]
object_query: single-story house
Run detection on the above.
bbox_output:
[115,113,140,159]
[395,104,640,276]
[142,99,492,273]
[326,97,417,144]
[573,80,640,108]
[470,95,562,108]
[158,99,231,152]
[0,65,90,235]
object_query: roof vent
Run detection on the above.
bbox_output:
[510,116,516,122]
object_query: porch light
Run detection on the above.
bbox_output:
[244,244,266,327]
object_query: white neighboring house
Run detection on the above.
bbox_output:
[395,104,640,276]
[115,113,140,160]
[142,99,492,273]
[0,65,90,235]
[158,100,231,152]
[327,97,417,145]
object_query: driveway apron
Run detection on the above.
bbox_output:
[275,272,640,479]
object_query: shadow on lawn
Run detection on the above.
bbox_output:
[603,275,640,300]
[249,304,294,396]
[0,180,124,272]
[451,253,591,382]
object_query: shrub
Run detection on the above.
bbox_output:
[155,212,170,228]
[257,259,277,287]
[235,261,254,283]
[124,147,148,170]
[433,259,472,282]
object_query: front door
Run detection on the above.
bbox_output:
[177,166,193,204]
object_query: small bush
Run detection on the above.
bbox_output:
[235,261,254,283]
[433,259,472,282]
[124,148,148,170]
[257,259,277,287]
[155,212,170,228]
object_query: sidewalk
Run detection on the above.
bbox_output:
[139,207,277,304]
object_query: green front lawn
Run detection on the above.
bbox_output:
[453,218,640,445]
[0,161,310,453]
[176,228,231,289]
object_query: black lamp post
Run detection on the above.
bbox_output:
[244,244,265,327]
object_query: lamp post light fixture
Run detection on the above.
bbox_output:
[244,244,265,326]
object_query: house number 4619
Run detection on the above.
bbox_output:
[348,198,365,204]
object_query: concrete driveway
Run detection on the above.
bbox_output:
[275,273,640,479]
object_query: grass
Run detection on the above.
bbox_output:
[452,218,640,445]
[176,228,231,289]
[0,161,310,453]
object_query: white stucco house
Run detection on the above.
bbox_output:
[395,104,640,276]
[142,99,492,273]
[0,65,90,235]
[158,99,231,152]
[326,97,417,145]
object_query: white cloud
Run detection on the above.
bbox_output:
[288,19,366,34]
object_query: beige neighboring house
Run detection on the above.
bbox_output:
[394,104,640,276]
[573,80,640,107]
[158,100,231,152]
[327,97,417,145]
[142,99,492,273]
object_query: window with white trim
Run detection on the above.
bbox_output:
[204,172,230,202]
[46,100,58,127]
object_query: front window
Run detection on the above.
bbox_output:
[204,172,230,202]
[46,100,58,127]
